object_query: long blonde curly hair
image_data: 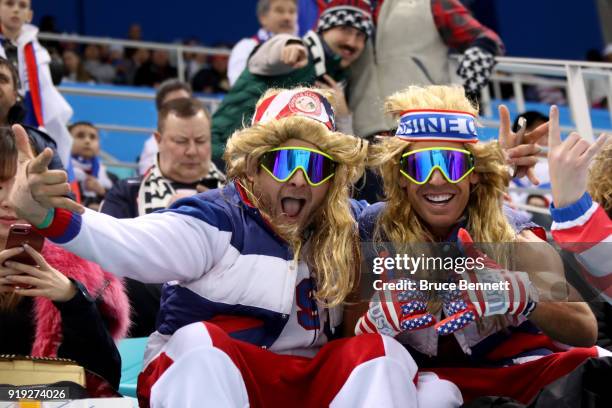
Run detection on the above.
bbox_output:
[588,141,612,217]
[223,88,367,307]
[369,85,516,313]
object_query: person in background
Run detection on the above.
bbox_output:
[211,0,373,160]
[69,122,114,211]
[0,126,129,391]
[0,0,73,168]
[82,44,116,84]
[62,49,93,83]
[227,0,298,87]
[348,0,504,139]
[101,98,225,339]
[138,78,192,175]
[509,111,551,209]
[191,50,230,94]
[133,49,177,88]
[0,57,64,173]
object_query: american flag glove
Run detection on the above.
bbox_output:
[435,229,539,336]
[457,46,496,99]
[355,278,437,337]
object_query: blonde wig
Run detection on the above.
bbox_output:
[588,141,612,217]
[369,85,516,313]
[223,88,367,307]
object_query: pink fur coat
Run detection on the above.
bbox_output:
[30,241,130,357]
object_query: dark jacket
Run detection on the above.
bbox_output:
[210,30,345,159]
[0,242,130,389]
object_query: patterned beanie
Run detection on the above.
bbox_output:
[317,0,373,38]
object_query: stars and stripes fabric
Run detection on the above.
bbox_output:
[252,89,337,131]
[434,229,538,336]
[457,46,496,98]
[355,278,436,336]
[551,192,612,304]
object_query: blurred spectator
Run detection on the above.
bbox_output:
[0,58,64,172]
[82,44,116,83]
[191,51,230,94]
[585,46,610,108]
[0,0,73,167]
[38,14,60,57]
[228,0,297,86]
[133,49,177,87]
[509,111,552,210]
[348,0,505,138]
[124,47,150,85]
[210,0,372,159]
[101,98,224,338]
[125,22,142,60]
[182,38,207,81]
[603,43,612,63]
[70,121,114,211]
[138,78,192,175]
[105,97,224,219]
[62,49,93,83]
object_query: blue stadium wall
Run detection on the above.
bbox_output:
[35,0,604,60]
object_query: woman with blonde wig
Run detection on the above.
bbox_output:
[355,85,606,405]
[4,87,430,407]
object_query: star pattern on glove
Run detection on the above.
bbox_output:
[457,47,496,94]
[436,310,476,335]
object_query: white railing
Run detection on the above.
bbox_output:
[58,84,223,113]
[46,32,612,185]
[38,32,230,84]
[481,57,612,142]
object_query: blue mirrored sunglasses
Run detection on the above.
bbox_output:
[399,147,475,185]
[260,147,336,187]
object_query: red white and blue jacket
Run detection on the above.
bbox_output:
[38,182,367,365]
[551,192,612,303]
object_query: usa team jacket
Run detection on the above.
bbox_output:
[38,182,367,363]
[551,192,612,303]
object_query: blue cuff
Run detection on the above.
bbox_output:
[550,192,593,223]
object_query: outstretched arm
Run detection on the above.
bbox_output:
[8,124,230,283]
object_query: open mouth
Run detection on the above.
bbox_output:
[423,193,454,206]
[281,197,306,218]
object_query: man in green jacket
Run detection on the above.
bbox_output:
[211,0,373,160]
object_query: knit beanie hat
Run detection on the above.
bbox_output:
[317,0,373,38]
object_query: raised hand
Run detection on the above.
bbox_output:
[498,105,548,184]
[435,229,538,336]
[547,105,610,208]
[281,43,308,69]
[9,124,83,225]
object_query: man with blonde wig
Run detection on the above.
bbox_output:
[7,87,432,407]
[355,85,609,405]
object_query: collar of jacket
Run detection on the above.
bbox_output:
[302,30,344,80]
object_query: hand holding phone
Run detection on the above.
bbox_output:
[3,224,44,266]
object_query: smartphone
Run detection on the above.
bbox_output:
[4,224,45,266]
